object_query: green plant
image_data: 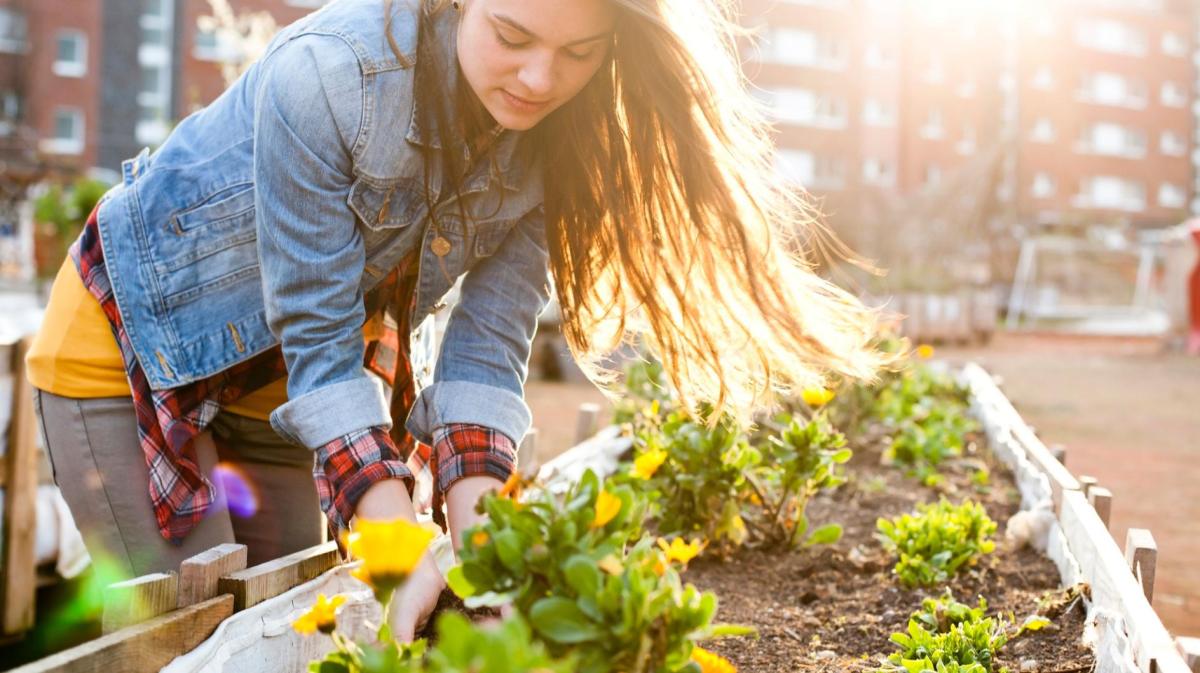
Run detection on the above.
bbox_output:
[32,178,112,276]
[613,358,676,428]
[746,413,851,548]
[884,404,977,487]
[311,612,576,673]
[878,592,1009,673]
[876,499,997,587]
[449,470,750,673]
[629,409,761,554]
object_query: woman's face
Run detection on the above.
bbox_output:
[456,0,615,131]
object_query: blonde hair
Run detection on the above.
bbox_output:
[398,0,890,422]
[536,0,888,420]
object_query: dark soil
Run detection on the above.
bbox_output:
[414,589,501,643]
[682,428,1097,672]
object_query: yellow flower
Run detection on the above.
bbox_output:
[292,593,346,636]
[346,518,435,595]
[597,554,624,575]
[657,537,704,566]
[691,646,737,673]
[747,492,762,506]
[916,344,935,359]
[498,472,523,500]
[592,489,622,528]
[801,387,835,408]
[471,530,490,547]
[633,447,668,480]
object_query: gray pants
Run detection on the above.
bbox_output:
[33,389,325,578]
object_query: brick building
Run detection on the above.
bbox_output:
[742,0,1197,231]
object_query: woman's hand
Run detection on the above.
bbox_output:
[389,550,446,642]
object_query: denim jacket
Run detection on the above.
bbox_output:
[93,0,550,450]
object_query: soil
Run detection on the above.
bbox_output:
[682,427,1097,672]
[415,590,501,643]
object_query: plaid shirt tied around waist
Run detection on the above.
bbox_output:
[70,204,516,544]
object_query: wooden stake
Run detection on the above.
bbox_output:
[102,572,179,634]
[1125,528,1158,604]
[178,543,247,608]
[218,541,339,611]
[574,403,600,445]
[1088,486,1113,530]
[1048,443,1066,466]
[1078,475,1098,499]
[2,337,38,635]
[11,594,232,673]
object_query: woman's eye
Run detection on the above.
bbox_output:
[495,31,528,49]
[566,49,594,61]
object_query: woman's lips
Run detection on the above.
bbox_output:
[501,89,550,113]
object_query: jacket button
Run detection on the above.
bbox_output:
[431,236,452,257]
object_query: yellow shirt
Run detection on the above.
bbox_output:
[25,258,287,421]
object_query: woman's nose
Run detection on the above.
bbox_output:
[516,52,555,98]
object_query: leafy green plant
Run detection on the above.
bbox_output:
[449,470,750,673]
[745,413,851,548]
[628,409,761,554]
[876,499,997,587]
[884,404,977,487]
[311,612,575,673]
[878,592,1009,673]
[613,358,676,430]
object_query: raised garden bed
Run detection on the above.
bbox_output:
[12,358,1196,673]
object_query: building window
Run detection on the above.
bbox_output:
[757,28,846,70]
[53,30,87,78]
[1075,18,1146,56]
[1160,81,1187,108]
[1158,183,1186,208]
[1075,176,1145,211]
[1032,173,1056,199]
[775,150,844,189]
[920,108,944,140]
[1161,31,1187,58]
[193,27,244,62]
[0,7,27,53]
[1030,66,1055,91]
[1079,71,1146,108]
[138,0,173,146]
[862,97,895,127]
[957,125,976,155]
[1160,130,1186,156]
[41,107,84,155]
[862,158,895,187]
[1077,122,1146,158]
[1030,118,1056,143]
[924,164,942,188]
[764,88,847,129]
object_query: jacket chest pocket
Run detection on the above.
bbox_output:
[348,178,428,231]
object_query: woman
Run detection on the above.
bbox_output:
[26,0,883,639]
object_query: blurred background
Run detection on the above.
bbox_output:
[0,0,1197,656]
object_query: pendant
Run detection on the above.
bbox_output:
[431,236,452,257]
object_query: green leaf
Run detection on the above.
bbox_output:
[563,555,602,597]
[494,529,524,574]
[530,596,603,643]
[807,523,843,546]
[446,564,476,598]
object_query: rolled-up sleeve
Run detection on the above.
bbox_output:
[252,34,391,449]
[404,207,552,447]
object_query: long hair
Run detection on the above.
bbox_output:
[390,0,890,422]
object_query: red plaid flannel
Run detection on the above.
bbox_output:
[71,203,517,543]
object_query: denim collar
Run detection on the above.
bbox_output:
[405,5,527,193]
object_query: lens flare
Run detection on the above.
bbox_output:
[212,462,259,518]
